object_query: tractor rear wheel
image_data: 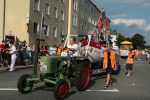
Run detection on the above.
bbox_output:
[53,79,68,100]
[17,74,33,94]
[75,61,90,91]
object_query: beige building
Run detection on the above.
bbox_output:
[0,0,30,43]
[0,0,4,42]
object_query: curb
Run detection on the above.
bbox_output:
[0,65,33,73]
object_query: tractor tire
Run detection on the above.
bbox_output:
[17,74,33,94]
[44,83,55,87]
[53,79,68,100]
[75,61,90,91]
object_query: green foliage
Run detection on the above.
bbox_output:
[131,33,146,49]
[115,33,146,49]
[115,33,125,47]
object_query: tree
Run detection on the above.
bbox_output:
[125,37,131,42]
[131,33,146,49]
[115,33,125,47]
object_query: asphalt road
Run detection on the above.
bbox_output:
[0,54,150,100]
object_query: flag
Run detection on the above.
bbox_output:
[91,34,95,42]
[42,16,47,29]
[101,8,106,17]
[108,35,112,40]
[96,20,103,31]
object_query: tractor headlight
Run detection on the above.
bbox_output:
[40,62,48,71]
[63,60,67,65]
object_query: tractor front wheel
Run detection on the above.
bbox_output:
[53,79,68,100]
[17,74,33,94]
[75,61,90,91]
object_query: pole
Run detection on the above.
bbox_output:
[36,11,43,76]
[3,0,6,40]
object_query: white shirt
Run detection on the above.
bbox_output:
[10,45,17,58]
[68,44,79,57]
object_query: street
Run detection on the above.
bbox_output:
[0,54,150,100]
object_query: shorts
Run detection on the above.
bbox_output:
[106,66,113,74]
[126,64,133,71]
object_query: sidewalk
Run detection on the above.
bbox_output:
[0,65,33,72]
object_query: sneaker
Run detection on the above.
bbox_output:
[109,82,113,86]
[9,70,13,72]
[9,69,15,72]
[126,74,130,77]
[103,84,109,89]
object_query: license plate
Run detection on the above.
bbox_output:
[40,62,47,71]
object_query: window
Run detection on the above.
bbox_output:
[85,21,87,27]
[33,22,39,34]
[80,24,84,32]
[73,0,77,10]
[53,27,57,37]
[45,3,50,15]
[88,16,91,23]
[72,15,77,26]
[61,11,64,20]
[81,0,84,5]
[44,25,49,36]
[60,26,64,35]
[62,0,65,2]
[88,28,91,34]
[91,7,93,12]
[34,0,40,11]
[94,10,96,15]
[88,4,91,10]
[80,10,84,19]
[53,7,57,18]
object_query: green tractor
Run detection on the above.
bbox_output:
[17,37,91,100]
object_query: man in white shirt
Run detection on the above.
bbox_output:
[9,41,17,71]
[67,37,79,57]
[67,37,79,68]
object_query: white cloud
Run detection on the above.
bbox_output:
[111,18,150,32]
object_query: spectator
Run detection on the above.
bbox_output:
[9,41,17,71]
[57,44,64,56]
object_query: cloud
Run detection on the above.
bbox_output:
[110,18,150,44]
[111,18,150,32]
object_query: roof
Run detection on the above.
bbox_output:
[110,29,118,35]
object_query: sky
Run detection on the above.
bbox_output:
[91,0,150,44]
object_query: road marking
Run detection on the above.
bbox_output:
[86,89,119,92]
[0,88,18,90]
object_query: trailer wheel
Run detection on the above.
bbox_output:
[54,79,68,100]
[44,83,55,87]
[75,61,90,91]
[17,74,33,94]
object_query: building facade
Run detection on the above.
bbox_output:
[0,0,110,46]
[29,0,69,46]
